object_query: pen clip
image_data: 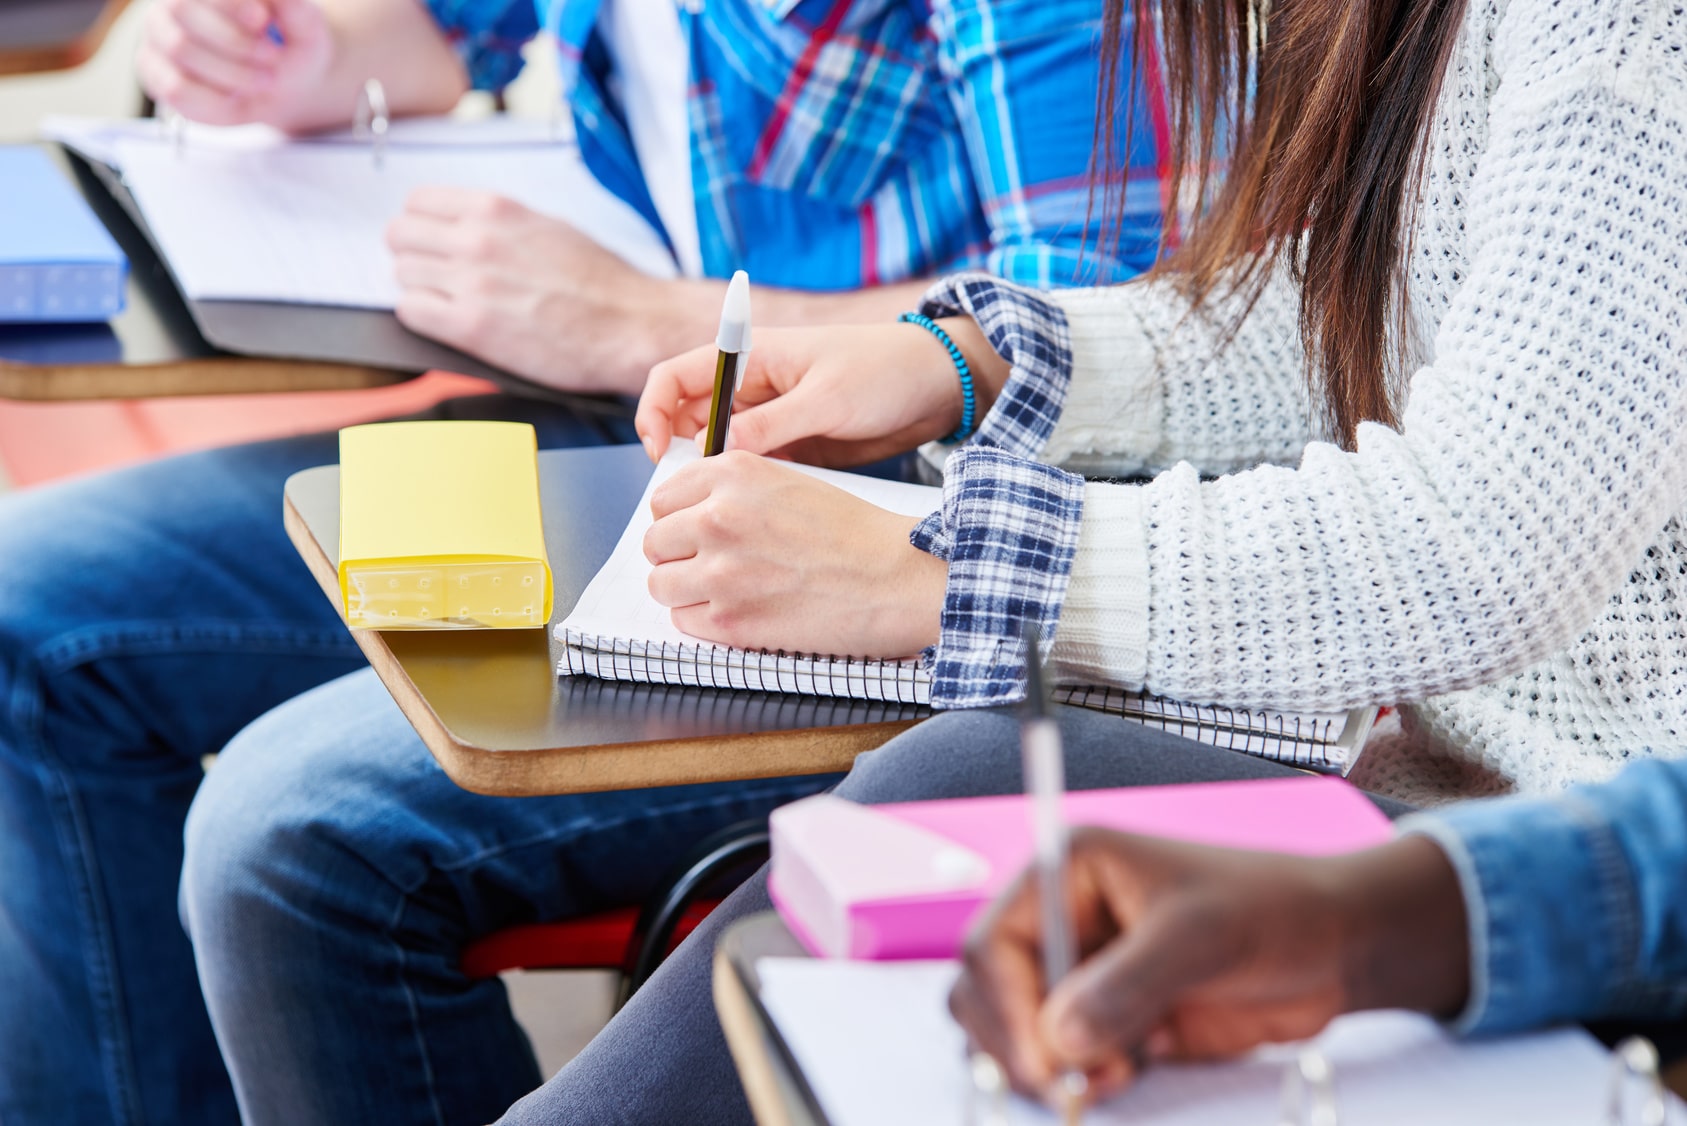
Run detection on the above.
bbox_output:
[354,78,390,171]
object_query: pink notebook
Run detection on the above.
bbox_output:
[768,777,1393,960]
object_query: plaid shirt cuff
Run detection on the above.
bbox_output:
[909,447,1087,708]
[920,274,1074,459]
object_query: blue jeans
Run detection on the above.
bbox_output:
[179,669,835,1125]
[0,395,644,1125]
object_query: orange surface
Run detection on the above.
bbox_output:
[0,371,496,487]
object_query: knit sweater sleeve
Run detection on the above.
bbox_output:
[918,0,1687,713]
[1057,2,1687,713]
[1039,269,1320,478]
[919,263,1319,480]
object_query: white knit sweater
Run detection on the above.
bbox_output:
[1041,0,1687,797]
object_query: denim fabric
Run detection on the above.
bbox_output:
[1401,757,1687,1037]
[180,668,838,1126]
[0,395,634,1125]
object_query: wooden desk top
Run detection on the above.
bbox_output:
[284,444,925,797]
[0,0,130,76]
[0,146,407,400]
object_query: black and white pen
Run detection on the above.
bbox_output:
[704,270,752,457]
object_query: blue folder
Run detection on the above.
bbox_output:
[0,146,126,323]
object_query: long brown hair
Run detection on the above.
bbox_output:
[1098,0,1469,447]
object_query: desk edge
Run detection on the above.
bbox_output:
[0,356,406,401]
[285,482,917,797]
[0,0,130,77]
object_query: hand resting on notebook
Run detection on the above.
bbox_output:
[633,321,1008,656]
[948,828,1470,1110]
[386,188,694,395]
[637,320,1014,467]
[641,450,946,657]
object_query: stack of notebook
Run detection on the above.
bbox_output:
[0,146,126,323]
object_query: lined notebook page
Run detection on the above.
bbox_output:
[755,959,1681,1126]
[557,446,1369,763]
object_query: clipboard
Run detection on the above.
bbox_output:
[714,911,1687,1126]
[44,141,630,415]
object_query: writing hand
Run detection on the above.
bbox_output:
[642,451,946,657]
[949,829,1470,1107]
[636,319,1008,467]
[387,188,683,394]
[138,0,332,127]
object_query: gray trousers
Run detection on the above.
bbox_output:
[497,706,1407,1125]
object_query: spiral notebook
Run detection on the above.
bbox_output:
[556,446,1376,772]
[751,959,1686,1126]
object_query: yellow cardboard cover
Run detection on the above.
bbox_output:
[337,420,553,629]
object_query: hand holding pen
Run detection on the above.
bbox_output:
[639,271,948,657]
[950,727,1471,1112]
[634,320,1003,467]
[138,0,332,128]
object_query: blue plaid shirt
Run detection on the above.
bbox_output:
[422,0,1166,290]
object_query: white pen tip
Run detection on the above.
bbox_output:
[716,270,752,354]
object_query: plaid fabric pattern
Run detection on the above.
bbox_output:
[423,0,1167,290]
[908,274,1085,705]
[423,0,540,91]
[920,273,1073,458]
[911,446,1086,706]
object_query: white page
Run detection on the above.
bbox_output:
[756,959,1685,1126]
[558,444,941,649]
[101,127,674,308]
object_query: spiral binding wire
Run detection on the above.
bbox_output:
[558,629,1351,769]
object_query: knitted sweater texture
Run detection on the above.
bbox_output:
[1041,0,1686,795]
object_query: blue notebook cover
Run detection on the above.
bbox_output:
[0,146,127,323]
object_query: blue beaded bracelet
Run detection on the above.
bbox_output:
[899,312,976,444]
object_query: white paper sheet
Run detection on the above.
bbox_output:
[558,444,941,650]
[43,114,675,308]
[756,958,1685,1126]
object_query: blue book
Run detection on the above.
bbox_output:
[0,146,127,323]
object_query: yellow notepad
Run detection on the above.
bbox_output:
[338,420,553,630]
